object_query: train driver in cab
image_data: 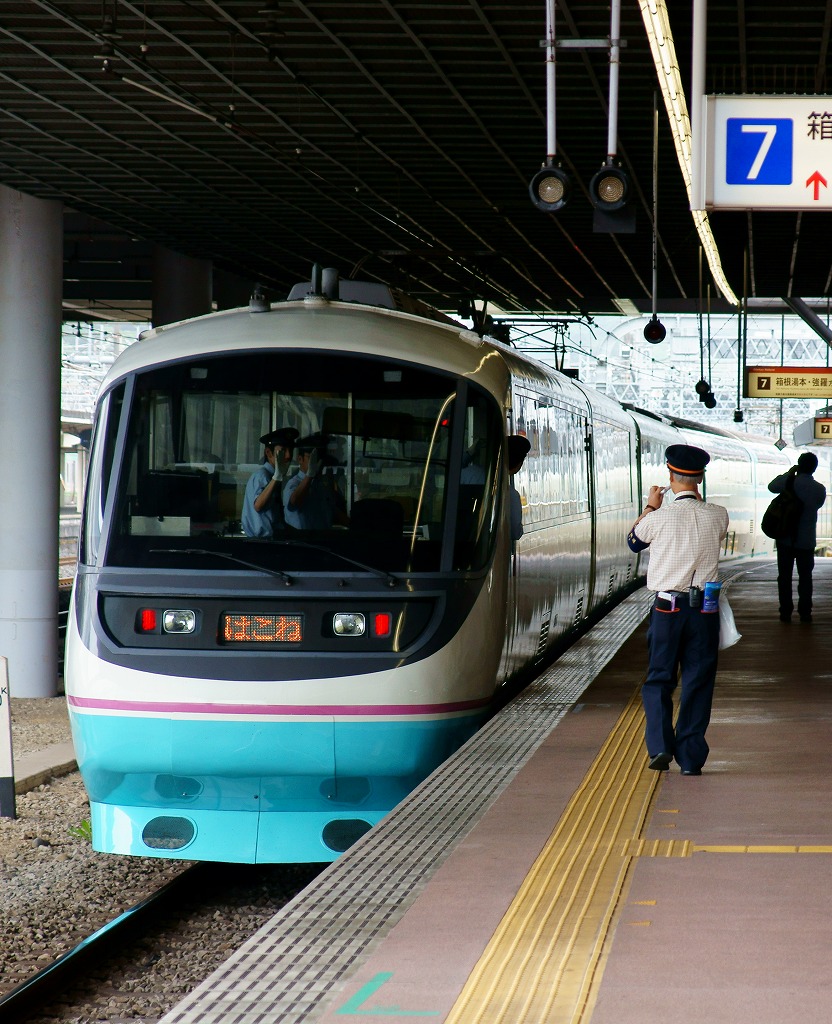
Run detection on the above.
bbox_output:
[242,427,299,538]
[626,443,729,777]
[284,434,349,531]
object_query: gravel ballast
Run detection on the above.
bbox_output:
[1,697,322,1023]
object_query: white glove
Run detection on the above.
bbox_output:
[306,449,320,478]
[272,454,288,481]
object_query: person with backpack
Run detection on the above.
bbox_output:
[768,452,827,623]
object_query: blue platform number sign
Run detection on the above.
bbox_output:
[726,118,793,185]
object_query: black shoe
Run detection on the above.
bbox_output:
[800,616,812,623]
[680,768,702,776]
[649,752,672,771]
[779,614,791,623]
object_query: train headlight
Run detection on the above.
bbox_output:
[333,613,365,636]
[163,609,196,634]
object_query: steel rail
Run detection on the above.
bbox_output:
[0,863,210,1023]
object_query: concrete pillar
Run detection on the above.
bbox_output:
[152,246,212,327]
[0,186,62,697]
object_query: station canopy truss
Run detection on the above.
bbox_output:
[2,2,832,323]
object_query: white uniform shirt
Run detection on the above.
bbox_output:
[633,493,729,593]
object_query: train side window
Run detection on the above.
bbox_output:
[452,387,502,571]
[594,422,634,508]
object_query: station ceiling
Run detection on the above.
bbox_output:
[3,2,832,323]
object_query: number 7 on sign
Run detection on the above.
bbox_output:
[726,117,792,185]
[742,124,777,179]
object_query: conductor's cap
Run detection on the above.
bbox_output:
[260,427,299,448]
[507,435,531,464]
[296,432,329,453]
[665,444,710,475]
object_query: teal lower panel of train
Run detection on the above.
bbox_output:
[72,711,483,863]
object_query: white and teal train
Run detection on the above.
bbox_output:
[65,277,821,863]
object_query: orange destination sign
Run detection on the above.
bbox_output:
[745,366,832,398]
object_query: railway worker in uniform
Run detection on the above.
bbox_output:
[284,434,349,531]
[627,444,729,776]
[768,451,826,623]
[242,427,299,538]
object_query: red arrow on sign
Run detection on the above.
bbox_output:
[806,170,828,200]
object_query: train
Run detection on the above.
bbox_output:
[64,274,829,864]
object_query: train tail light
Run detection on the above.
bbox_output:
[137,608,158,633]
[372,613,392,637]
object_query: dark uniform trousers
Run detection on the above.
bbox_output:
[643,593,720,772]
[775,542,815,619]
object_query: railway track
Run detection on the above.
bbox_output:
[0,861,322,1023]
[0,865,207,1023]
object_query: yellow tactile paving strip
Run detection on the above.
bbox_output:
[444,684,660,1024]
[445,667,832,1024]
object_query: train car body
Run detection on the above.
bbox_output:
[65,283,794,864]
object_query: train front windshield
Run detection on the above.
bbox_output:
[83,352,502,575]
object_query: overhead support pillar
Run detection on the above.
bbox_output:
[0,185,62,697]
[152,245,212,327]
[782,297,832,348]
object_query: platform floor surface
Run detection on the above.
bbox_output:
[321,561,832,1024]
[162,560,832,1024]
[589,560,832,1024]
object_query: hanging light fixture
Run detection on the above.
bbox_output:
[589,163,630,212]
[530,163,572,213]
[529,0,572,212]
[589,0,632,225]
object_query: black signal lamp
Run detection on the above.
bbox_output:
[694,378,711,398]
[733,409,744,423]
[589,162,630,212]
[703,392,717,409]
[529,162,572,213]
[643,316,666,344]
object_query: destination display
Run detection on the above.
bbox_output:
[793,416,832,446]
[745,366,832,399]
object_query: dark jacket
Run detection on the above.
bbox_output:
[768,469,827,549]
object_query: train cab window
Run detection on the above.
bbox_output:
[100,352,505,578]
[81,382,125,565]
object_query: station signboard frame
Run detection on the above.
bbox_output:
[705,95,832,210]
[745,366,832,399]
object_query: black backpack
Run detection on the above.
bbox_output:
[761,470,803,540]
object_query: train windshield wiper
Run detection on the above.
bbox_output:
[274,539,400,588]
[149,548,294,585]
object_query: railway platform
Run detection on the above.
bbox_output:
[114,558,832,1021]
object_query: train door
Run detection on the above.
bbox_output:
[502,406,523,679]
[584,419,597,609]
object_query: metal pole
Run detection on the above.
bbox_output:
[607,0,621,158]
[691,0,707,209]
[652,91,659,317]
[545,0,556,159]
